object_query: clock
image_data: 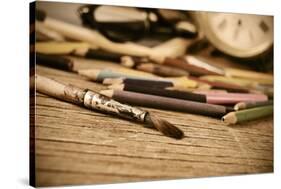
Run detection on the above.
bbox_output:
[194,12,273,58]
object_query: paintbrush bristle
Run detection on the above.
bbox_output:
[145,113,184,139]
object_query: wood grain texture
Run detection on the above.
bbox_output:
[34,57,273,187]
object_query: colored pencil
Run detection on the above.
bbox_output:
[36,42,92,55]
[36,53,74,71]
[109,84,206,102]
[163,55,225,76]
[78,68,159,82]
[189,76,250,93]
[35,9,152,57]
[200,75,272,87]
[102,77,198,89]
[35,21,65,41]
[136,63,190,77]
[109,83,268,105]
[36,75,184,139]
[192,89,228,94]
[224,67,273,85]
[36,41,149,64]
[120,56,150,68]
[222,105,273,124]
[100,89,233,118]
[204,93,268,105]
[36,9,189,63]
[234,100,273,111]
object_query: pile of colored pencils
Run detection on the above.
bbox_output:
[35,9,274,127]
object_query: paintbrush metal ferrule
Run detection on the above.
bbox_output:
[83,90,147,122]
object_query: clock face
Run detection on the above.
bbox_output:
[196,12,273,58]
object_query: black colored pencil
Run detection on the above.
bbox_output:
[36,53,74,71]
[109,83,206,102]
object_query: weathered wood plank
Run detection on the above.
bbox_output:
[34,57,273,187]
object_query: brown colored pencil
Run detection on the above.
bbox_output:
[163,55,225,76]
[189,76,250,93]
[100,89,233,118]
[136,63,190,77]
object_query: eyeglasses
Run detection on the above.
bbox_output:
[78,5,198,42]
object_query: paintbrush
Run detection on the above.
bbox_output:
[36,74,184,139]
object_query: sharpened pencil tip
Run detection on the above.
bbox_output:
[78,69,100,81]
[99,89,114,98]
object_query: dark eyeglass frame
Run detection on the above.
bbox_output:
[78,5,196,42]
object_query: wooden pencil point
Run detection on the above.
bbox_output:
[222,112,237,125]
[99,89,114,98]
[120,56,135,68]
[103,78,124,85]
[108,84,125,90]
[234,102,246,111]
[78,69,100,81]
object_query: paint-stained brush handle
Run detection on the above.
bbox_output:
[36,75,147,122]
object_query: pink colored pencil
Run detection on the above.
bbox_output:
[205,93,268,105]
[193,89,228,95]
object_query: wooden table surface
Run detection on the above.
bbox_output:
[32,57,273,187]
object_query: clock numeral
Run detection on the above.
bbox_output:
[259,20,269,33]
